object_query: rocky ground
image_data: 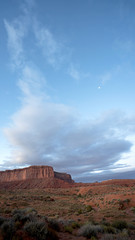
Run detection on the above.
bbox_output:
[0,179,135,239]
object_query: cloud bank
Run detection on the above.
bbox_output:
[3,86,134,180]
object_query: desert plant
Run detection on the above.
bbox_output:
[127,223,135,229]
[112,220,128,230]
[78,209,82,214]
[90,237,97,240]
[48,219,60,232]
[103,225,116,234]
[24,221,48,240]
[86,205,93,212]
[12,208,37,216]
[130,207,135,213]
[101,234,115,240]
[78,223,103,238]
[46,228,59,240]
[124,198,130,204]
[71,221,80,229]
[64,225,73,233]
[115,233,130,240]
[0,216,6,226]
[1,220,16,240]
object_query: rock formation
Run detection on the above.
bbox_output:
[0,165,74,189]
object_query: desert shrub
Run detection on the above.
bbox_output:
[64,225,73,233]
[12,213,23,222]
[115,233,130,240]
[130,207,135,213]
[24,208,37,215]
[90,237,97,240]
[127,223,135,229]
[4,208,11,214]
[101,220,110,226]
[12,209,25,216]
[101,234,115,240]
[1,220,16,240]
[21,213,37,224]
[0,216,6,226]
[12,208,37,216]
[71,221,80,229]
[124,198,130,204]
[103,225,116,234]
[78,209,82,214]
[86,205,93,212]
[78,223,103,238]
[112,220,128,230]
[12,208,37,224]
[47,228,59,240]
[48,219,60,232]
[24,221,48,240]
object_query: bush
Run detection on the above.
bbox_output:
[64,225,73,233]
[0,216,6,226]
[101,234,115,240]
[86,205,93,212]
[71,221,80,229]
[47,228,59,240]
[130,207,135,213]
[1,220,16,240]
[12,208,37,216]
[112,220,128,230]
[48,219,60,232]
[79,223,103,238]
[12,208,37,225]
[21,213,37,224]
[24,221,48,240]
[78,209,82,214]
[103,225,116,234]
[127,223,135,229]
[115,233,130,240]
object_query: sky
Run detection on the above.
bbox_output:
[0,0,135,182]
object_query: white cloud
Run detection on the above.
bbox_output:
[4,1,31,70]
[18,65,47,100]
[33,21,64,68]
[3,87,134,180]
[4,19,25,68]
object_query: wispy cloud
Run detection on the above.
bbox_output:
[18,65,47,100]
[4,19,26,69]
[4,0,32,69]
[33,20,67,68]
[68,65,81,81]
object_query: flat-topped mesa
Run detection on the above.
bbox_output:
[54,171,74,183]
[0,166,74,184]
[0,166,54,182]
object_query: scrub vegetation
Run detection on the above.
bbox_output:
[0,180,135,239]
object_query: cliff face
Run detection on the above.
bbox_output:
[0,166,54,182]
[0,166,74,185]
[54,171,74,183]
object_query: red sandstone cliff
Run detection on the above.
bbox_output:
[0,166,74,188]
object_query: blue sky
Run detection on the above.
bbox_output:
[0,0,135,182]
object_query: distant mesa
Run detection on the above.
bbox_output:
[0,165,74,189]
